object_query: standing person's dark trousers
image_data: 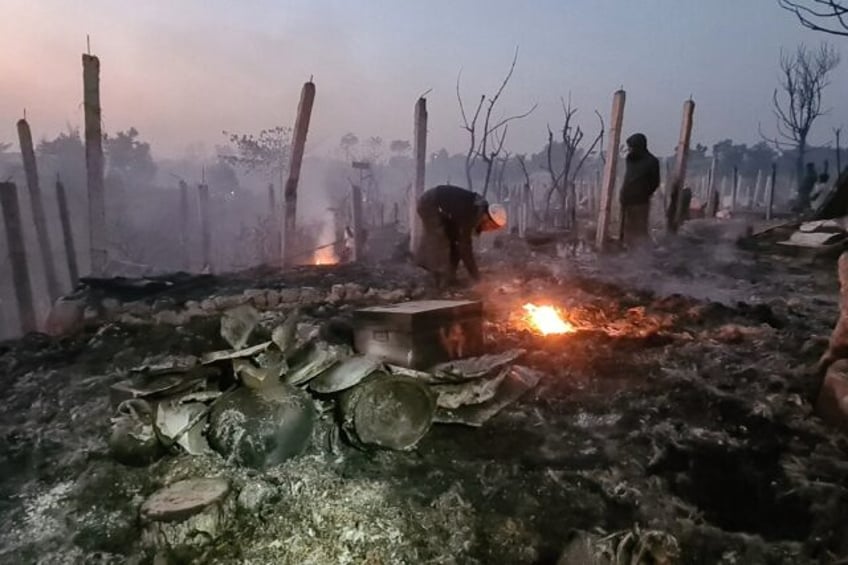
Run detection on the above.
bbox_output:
[621,203,651,244]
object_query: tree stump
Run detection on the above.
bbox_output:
[140,478,232,559]
[340,372,435,450]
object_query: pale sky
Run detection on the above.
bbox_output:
[1,0,846,159]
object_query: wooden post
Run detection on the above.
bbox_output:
[17,118,61,299]
[350,183,364,262]
[595,90,626,251]
[668,99,695,233]
[198,183,211,272]
[55,176,79,288]
[705,157,718,218]
[410,97,428,255]
[283,80,316,267]
[754,170,763,208]
[0,182,37,333]
[83,53,106,276]
[178,180,190,271]
[595,167,602,217]
[766,163,777,221]
[731,166,739,213]
[267,182,280,264]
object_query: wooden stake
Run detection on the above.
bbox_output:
[668,99,695,233]
[283,80,316,267]
[83,53,106,276]
[705,157,718,218]
[0,182,37,333]
[595,90,626,251]
[350,183,364,262]
[766,163,777,221]
[17,118,61,299]
[55,176,79,288]
[410,97,428,254]
[179,180,190,271]
[198,183,211,272]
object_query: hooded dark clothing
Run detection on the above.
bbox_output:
[415,185,488,284]
[619,134,661,207]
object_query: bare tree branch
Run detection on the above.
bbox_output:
[779,0,848,36]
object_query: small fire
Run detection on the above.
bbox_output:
[313,246,338,266]
[522,303,575,335]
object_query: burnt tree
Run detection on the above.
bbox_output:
[765,43,840,187]
[456,48,536,197]
[543,97,604,229]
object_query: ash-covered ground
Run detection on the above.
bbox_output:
[1,232,847,565]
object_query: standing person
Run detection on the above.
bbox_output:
[619,133,661,246]
[415,185,506,287]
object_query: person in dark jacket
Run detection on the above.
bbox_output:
[619,133,661,245]
[415,185,506,286]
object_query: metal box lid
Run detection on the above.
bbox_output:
[353,300,482,331]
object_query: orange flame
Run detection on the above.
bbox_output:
[313,245,338,265]
[522,303,575,335]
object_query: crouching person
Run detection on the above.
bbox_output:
[414,184,506,287]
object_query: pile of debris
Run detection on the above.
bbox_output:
[106,300,543,558]
[739,169,848,258]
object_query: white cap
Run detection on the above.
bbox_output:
[488,203,507,228]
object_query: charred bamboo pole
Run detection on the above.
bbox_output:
[198,183,211,272]
[766,163,777,221]
[178,180,190,271]
[0,182,37,333]
[731,166,739,213]
[83,53,106,276]
[351,183,364,262]
[595,89,625,251]
[519,187,528,237]
[705,157,718,218]
[283,80,316,267]
[410,97,428,254]
[17,118,60,299]
[55,176,79,288]
[267,182,280,264]
[668,99,695,233]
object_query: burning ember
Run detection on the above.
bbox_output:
[522,303,575,335]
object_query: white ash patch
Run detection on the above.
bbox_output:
[213,455,480,564]
[1,480,75,551]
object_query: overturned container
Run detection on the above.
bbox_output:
[340,372,435,450]
[353,300,484,370]
[208,383,315,468]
